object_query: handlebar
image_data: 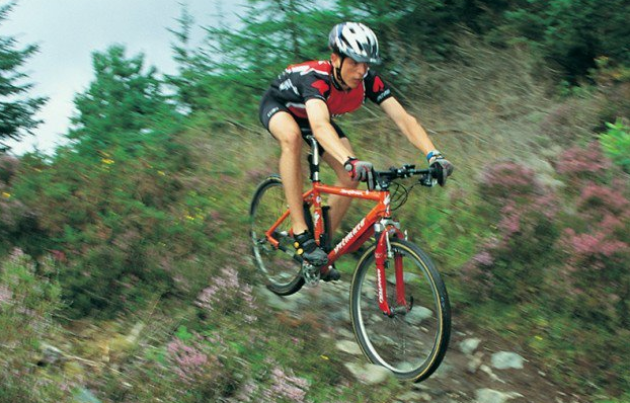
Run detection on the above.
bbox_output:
[373,164,438,190]
[304,136,442,190]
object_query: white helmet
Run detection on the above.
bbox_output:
[328,22,381,64]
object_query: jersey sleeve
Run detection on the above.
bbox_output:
[364,70,393,105]
[298,72,331,102]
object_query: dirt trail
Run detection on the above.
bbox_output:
[258,278,588,403]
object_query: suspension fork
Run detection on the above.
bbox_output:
[394,248,408,308]
[374,230,391,315]
[375,225,408,316]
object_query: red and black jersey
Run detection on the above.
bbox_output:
[266,60,393,119]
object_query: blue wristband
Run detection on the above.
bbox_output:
[427,150,442,162]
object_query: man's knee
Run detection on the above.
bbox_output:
[269,113,303,154]
[337,173,359,189]
[278,130,302,154]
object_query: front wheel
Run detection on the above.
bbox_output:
[250,176,305,295]
[350,238,451,382]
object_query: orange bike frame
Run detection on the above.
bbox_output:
[264,181,408,316]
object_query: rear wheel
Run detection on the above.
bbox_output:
[250,176,304,295]
[350,238,451,382]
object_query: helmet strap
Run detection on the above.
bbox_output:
[332,56,349,90]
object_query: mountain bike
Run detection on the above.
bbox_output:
[249,136,451,383]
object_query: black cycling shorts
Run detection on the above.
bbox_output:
[259,90,346,155]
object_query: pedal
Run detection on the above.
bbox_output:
[322,265,341,282]
[302,262,320,287]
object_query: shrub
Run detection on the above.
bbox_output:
[0,249,63,317]
[167,330,222,385]
[161,326,233,402]
[262,365,310,403]
[0,154,19,184]
[479,161,544,205]
[599,119,630,173]
[231,362,311,403]
[464,162,561,303]
[0,250,72,403]
[461,240,498,301]
[593,60,630,126]
[539,100,601,145]
[559,179,630,330]
[195,266,258,324]
[548,149,630,392]
[0,184,45,255]
[60,243,174,319]
[465,150,630,395]
[555,142,612,180]
[577,183,630,220]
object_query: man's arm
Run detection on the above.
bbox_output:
[380,97,454,184]
[305,99,354,164]
[379,97,437,157]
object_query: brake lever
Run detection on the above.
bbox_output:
[419,173,438,187]
[399,164,416,178]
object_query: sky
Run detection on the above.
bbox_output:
[2,0,243,155]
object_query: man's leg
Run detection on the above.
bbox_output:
[268,112,329,267]
[268,112,309,234]
[322,137,359,234]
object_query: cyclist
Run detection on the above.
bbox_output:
[258,22,454,271]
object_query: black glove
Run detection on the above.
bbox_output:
[344,158,375,188]
[427,151,454,186]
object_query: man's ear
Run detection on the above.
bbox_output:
[330,52,340,67]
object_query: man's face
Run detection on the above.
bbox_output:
[332,53,368,89]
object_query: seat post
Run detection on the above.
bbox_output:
[306,135,320,182]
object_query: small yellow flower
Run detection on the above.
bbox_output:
[101,158,115,165]
[534,335,543,341]
[320,355,329,361]
[157,170,166,176]
[2,192,10,198]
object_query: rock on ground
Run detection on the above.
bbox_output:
[344,362,393,385]
[475,388,524,403]
[491,352,525,370]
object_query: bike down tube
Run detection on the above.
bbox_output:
[263,181,382,249]
[320,184,391,264]
[311,184,386,245]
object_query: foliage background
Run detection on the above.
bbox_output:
[1,0,629,401]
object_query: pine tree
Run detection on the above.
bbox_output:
[69,45,172,158]
[165,4,217,113]
[202,0,337,98]
[0,1,47,149]
[162,0,340,120]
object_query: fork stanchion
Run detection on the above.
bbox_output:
[307,136,321,183]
